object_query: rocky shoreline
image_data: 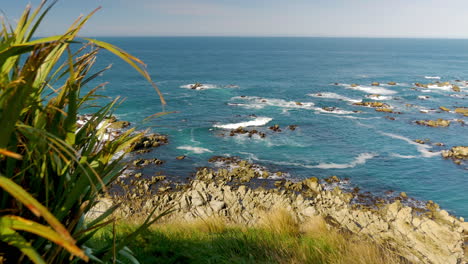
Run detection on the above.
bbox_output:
[88,117,468,264]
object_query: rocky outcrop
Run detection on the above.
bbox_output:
[416,119,451,127]
[108,120,131,129]
[455,108,468,116]
[98,159,467,264]
[442,146,468,165]
[130,133,168,152]
[353,101,390,108]
[439,106,450,112]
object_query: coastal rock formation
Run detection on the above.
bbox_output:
[416,119,451,127]
[388,81,397,85]
[130,133,168,152]
[353,101,390,108]
[96,159,467,264]
[108,120,131,129]
[439,106,450,112]
[442,146,468,161]
[455,108,468,116]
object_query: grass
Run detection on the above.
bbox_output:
[90,210,406,264]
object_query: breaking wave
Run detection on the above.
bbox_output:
[213,116,273,129]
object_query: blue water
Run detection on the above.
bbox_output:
[93,37,467,217]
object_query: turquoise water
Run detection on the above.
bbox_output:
[94,37,467,217]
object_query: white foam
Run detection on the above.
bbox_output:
[418,96,430,100]
[307,92,361,103]
[247,153,376,170]
[364,95,393,101]
[342,84,397,95]
[311,153,376,169]
[177,145,213,154]
[425,76,441,79]
[426,84,452,91]
[214,116,273,129]
[180,83,218,90]
[231,96,315,110]
[379,132,441,158]
[227,103,264,109]
[313,107,356,115]
[390,153,418,159]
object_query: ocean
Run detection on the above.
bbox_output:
[92,37,468,217]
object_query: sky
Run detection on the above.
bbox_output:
[2,0,468,38]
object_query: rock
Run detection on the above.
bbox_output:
[375,108,393,113]
[350,83,359,87]
[400,192,408,199]
[371,82,380,86]
[176,155,186,160]
[388,81,397,85]
[415,119,451,127]
[295,102,303,106]
[269,124,281,132]
[130,134,168,151]
[288,125,298,131]
[454,108,468,116]
[452,85,461,92]
[108,121,130,129]
[325,175,340,183]
[158,186,171,192]
[439,106,450,112]
[442,146,468,160]
[414,139,425,144]
[210,200,226,213]
[353,101,390,108]
[191,83,203,89]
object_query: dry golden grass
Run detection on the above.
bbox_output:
[257,207,300,235]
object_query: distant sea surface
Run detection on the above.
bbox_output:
[93,37,468,217]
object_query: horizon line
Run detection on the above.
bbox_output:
[64,35,468,40]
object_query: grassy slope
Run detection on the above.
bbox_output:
[90,210,405,264]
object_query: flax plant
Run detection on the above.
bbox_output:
[0,1,167,263]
